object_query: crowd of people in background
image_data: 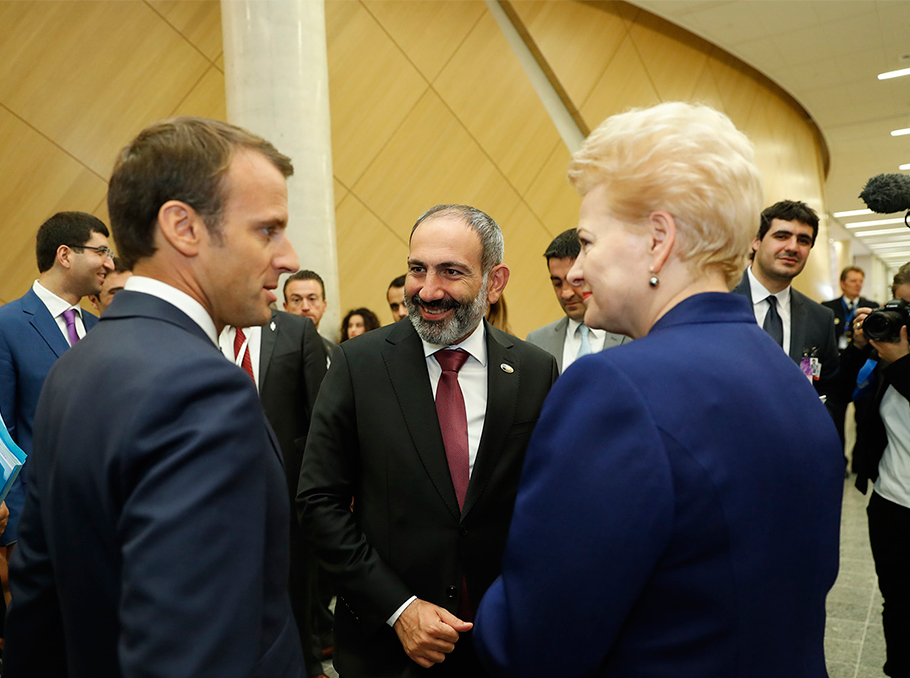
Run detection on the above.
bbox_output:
[0,102,907,678]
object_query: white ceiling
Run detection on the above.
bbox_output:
[626,0,910,269]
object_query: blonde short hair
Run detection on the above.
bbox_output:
[568,102,764,288]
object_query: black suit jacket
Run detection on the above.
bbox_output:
[732,272,839,398]
[298,319,558,677]
[821,296,879,343]
[5,291,303,678]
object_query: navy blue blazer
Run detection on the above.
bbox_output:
[474,293,843,677]
[0,287,98,543]
[4,291,304,678]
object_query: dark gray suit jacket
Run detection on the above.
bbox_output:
[526,316,630,373]
[298,319,558,677]
[732,272,839,397]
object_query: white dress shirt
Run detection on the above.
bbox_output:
[875,386,910,509]
[219,326,262,390]
[746,266,792,355]
[562,318,606,370]
[123,276,219,346]
[32,280,87,346]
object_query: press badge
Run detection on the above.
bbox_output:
[800,354,821,382]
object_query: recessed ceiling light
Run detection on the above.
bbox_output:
[833,209,872,218]
[901,163,910,171]
[846,218,907,228]
[856,227,910,237]
[893,128,910,136]
[879,67,910,80]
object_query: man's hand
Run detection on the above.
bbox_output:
[393,598,473,668]
[871,325,910,364]
[852,308,872,349]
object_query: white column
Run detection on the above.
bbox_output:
[221,0,340,338]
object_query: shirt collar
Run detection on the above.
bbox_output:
[33,280,80,318]
[420,320,487,367]
[566,316,602,338]
[124,276,219,346]
[747,266,790,307]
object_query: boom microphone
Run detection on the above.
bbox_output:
[859,173,910,215]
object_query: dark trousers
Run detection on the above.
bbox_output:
[868,491,910,678]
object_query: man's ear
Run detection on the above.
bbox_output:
[157,200,204,257]
[647,210,676,275]
[55,244,74,271]
[487,264,510,304]
[87,295,100,311]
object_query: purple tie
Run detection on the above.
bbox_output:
[62,309,80,346]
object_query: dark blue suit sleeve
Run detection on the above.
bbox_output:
[474,357,674,677]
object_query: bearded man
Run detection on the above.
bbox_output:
[298,204,558,677]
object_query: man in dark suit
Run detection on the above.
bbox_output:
[4,117,306,677]
[298,204,558,677]
[0,211,114,550]
[284,269,338,364]
[221,311,328,677]
[822,266,878,448]
[732,200,838,401]
[527,228,629,373]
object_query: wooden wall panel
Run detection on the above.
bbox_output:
[171,65,227,121]
[0,2,211,178]
[580,34,661,126]
[434,12,562,195]
[362,0,485,84]
[628,14,711,103]
[525,142,580,237]
[147,0,223,62]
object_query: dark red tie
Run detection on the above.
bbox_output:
[233,328,255,383]
[434,349,470,510]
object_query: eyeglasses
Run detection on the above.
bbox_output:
[66,244,114,259]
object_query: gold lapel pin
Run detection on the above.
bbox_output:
[500,363,514,374]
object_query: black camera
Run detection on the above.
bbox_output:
[863,299,910,343]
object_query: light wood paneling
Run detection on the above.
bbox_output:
[334,179,349,209]
[335,192,408,325]
[524,142,580,237]
[362,0,486,84]
[628,13,710,103]
[705,51,762,128]
[580,33,661,127]
[170,65,227,121]
[326,0,429,187]
[148,0,223,62]
[0,1,211,178]
[0,107,108,303]
[351,90,522,242]
[434,11,562,195]
[508,1,631,111]
[689,60,727,113]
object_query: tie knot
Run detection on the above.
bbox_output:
[577,324,589,338]
[62,308,77,325]
[435,348,469,373]
[233,327,247,356]
[766,295,778,308]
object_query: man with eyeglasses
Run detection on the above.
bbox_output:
[0,211,113,574]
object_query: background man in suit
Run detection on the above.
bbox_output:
[387,274,408,323]
[732,200,838,401]
[823,266,879,450]
[87,256,132,314]
[4,117,305,677]
[527,228,629,373]
[221,311,328,678]
[299,204,558,677]
[285,269,337,363]
[0,211,113,552]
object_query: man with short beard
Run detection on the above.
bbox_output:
[298,204,558,677]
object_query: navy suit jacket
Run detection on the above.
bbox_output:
[821,295,878,343]
[4,291,304,678]
[475,293,843,677]
[0,287,98,543]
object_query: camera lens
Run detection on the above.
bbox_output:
[864,311,900,342]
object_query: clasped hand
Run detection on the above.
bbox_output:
[393,598,473,668]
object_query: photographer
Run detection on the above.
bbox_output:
[846,261,910,678]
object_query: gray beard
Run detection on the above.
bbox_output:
[406,276,489,345]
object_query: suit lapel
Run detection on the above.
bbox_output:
[789,291,807,363]
[23,289,69,358]
[552,317,567,372]
[259,312,279,387]
[384,323,461,520]
[462,323,518,518]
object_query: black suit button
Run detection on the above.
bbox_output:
[446,586,458,599]
[460,526,468,537]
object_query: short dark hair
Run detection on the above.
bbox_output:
[108,116,293,268]
[544,228,580,262]
[110,256,130,274]
[410,204,503,275]
[757,200,819,245]
[284,270,325,302]
[36,211,110,273]
[840,266,864,282]
[388,274,406,291]
[340,307,381,342]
